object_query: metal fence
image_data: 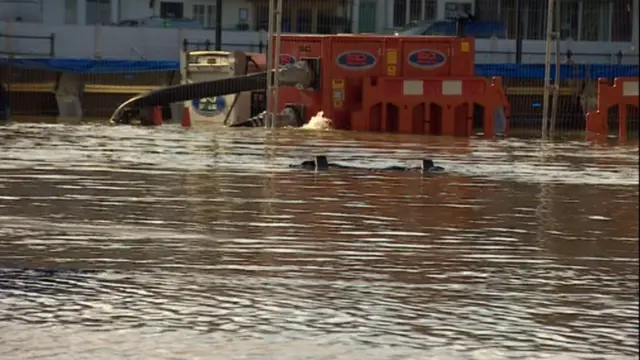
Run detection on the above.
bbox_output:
[1,0,638,138]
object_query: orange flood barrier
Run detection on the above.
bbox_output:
[586,77,639,139]
[350,76,510,137]
[152,106,163,126]
[274,34,511,138]
[181,105,191,128]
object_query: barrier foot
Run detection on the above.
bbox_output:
[182,106,191,128]
[585,111,607,135]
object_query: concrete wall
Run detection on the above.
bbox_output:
[0,20,638,64]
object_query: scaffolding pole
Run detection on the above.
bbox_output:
[541,0,556,139]
[549,0,561,137]
[265,0,283,129]
[271,0,283,129]
[265,0,275,128]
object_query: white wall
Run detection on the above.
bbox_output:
[0,20,638,64]
[1,0,252,29]
[0,21,266,60]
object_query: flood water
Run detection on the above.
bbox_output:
[0,122,638,360]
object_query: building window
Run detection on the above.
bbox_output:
[296,8,312,33]
[559,0,579,39]
[394,0,436,27]
[410,0,436,22]
[239,8,249,22]
[281,9,291,32]
[611,0,632,41]
[409,0,421,22]
[193,4,215,28]
[160,2,184,18]
[64,0,77,24]
[524,4,546,40]
[358,1,378,32]
[317,10,334,34]
[496,0,623,42]
[253,6,293,32]
[476,0,496,21]
[393,0,406,27]
[254,5,268,31]
[581,0,611,41]
[86,0,111,25]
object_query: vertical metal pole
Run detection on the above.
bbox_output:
[214,0,222,50]
[265,0,275,128]
[541,0,555,139]
[49,33,55,57]
[7,55,12,117]
[6,26,13,117]
[271,0,283,129]
[550,0,561,136]
[514,0,523,64]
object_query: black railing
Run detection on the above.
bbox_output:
[0,33,55,57]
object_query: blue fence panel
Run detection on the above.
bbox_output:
[0,58,180,74]
[1,58,638,79]
[474,64,639,79]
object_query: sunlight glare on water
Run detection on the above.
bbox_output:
[0,122,638,360]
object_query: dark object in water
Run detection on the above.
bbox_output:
[420,159,445,173]
[296,155,330,170]
[230,110,267,128]
[291,156,445,173]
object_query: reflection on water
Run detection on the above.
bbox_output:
[0,123,638,359]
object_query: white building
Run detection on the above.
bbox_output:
[371,0,639,44]
[0,0,638,63]
[0,0,253,30]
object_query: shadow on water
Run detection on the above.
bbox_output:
[0,122,638,359]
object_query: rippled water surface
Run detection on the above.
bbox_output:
[0,123,638,360]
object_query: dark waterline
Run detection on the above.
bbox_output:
[0,123,638,359]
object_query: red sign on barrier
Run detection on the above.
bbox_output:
[408,49,447,69]
[336,51,377,70]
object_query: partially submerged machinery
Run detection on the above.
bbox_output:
[110,34,510,137]
[110,49,314,128]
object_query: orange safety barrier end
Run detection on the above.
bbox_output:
[586,77,639,139]
[181,106,191,128]
[350,76,510,137]
[152,106,163,126]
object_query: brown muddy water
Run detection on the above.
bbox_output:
[0,122,638,360]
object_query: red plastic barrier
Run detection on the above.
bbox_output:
[350,76,509,137]
[273,34,510,137]
[182,106,191,128]
[152,106,163,126]
[586,77,639,139]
